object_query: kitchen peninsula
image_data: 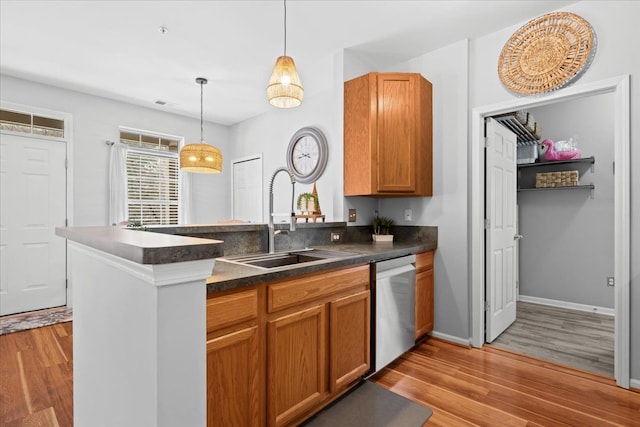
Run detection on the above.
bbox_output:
[56,223,436,426]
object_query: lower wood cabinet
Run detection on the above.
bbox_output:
[206,326,260,427]
[329,290,370,392]
[207,265,370,427]
[206,287,262,427]
[267,305,327,427]
[415,250,435,340]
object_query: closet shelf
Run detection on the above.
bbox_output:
[517,156,596,198]
[517,156,595,170]
[518,184,595,193]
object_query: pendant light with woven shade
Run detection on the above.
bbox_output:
[180,77,222,173]
[267,0,303,108]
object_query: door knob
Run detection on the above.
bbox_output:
[514,234,523,240]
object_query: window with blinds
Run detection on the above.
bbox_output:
[120,130,182,225]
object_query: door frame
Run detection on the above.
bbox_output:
[1,100,74,307]
[230,153,263,223]
[469,75,630,388]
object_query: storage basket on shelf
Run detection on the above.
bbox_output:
[535,171,579,188]
[517,144,538,165]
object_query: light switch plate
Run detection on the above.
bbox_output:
[404,208,413,221]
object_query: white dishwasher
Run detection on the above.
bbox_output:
[370,254,417,372]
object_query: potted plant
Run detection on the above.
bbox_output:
[372,216,394,242]
[296,192,320,214]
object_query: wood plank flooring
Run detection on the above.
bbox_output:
[2,323,638,426]
[0,322,72,427]
[490,302,614,377]
[372,338,640,427]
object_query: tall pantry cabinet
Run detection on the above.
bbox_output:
[344,72,433,197]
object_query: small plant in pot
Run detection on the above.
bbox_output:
[372,216,394,242]
[296,192,320,214]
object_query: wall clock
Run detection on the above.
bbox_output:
[286,126,328,184]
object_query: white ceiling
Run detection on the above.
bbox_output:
[1,1,576,126]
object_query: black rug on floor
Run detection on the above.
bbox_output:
[301,381,432,427]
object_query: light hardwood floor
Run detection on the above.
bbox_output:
[0,321,72,427]
[490,301,614,377]
[372,338,640,427]
[1,323,638,426]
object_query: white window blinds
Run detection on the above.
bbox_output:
[120,130,181,225]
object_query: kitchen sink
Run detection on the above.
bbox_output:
[221,248,357,269]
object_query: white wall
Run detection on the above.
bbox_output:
[228,52,345,223]
[469,0,640,381]
[0,74,231,226]
[519,93,615,308]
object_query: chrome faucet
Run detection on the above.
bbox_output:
[268,167,296,254]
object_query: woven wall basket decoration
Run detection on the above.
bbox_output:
[498,12,597,95]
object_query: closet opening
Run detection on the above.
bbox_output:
[469,75,630,388]
[485,93,615,378]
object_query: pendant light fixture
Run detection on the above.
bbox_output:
[267,0,303,108]
[180,77,222,173]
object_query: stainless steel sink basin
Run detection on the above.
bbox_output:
[221,248,357,269]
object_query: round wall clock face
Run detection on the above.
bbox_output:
[286,127,328,184]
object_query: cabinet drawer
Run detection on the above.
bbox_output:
[415,250,434,271]
[207,288,258,333]
[267,265,369,313]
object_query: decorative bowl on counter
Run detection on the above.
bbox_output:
[372,234,394,243]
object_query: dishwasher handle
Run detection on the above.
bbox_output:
[376,263,416,280]
[374,254,416,273]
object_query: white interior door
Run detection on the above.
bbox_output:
[485,118,518,342]
[231,155,263,223]
[0,133,67,315]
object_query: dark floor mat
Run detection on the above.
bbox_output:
[301,381,432,427]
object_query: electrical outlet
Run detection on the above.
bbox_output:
[331,232,341,242]
[607,276,615,287]
[404,208,413,221]
[348,209,357,222]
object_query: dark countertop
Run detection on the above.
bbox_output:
[55,224,436,289]
[56,226,224,264]
[206,241,437,293]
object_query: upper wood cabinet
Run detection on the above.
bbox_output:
[344,72,433,196]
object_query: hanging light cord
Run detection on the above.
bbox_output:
[283,0,287,56]
[200,80,204,143]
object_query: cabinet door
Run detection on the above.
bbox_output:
[207,326,260,427]
[344,72,376,196]
[330,290,370,392]
[377,73,417,193]
[415,268,434,339]
[268,305,326,427]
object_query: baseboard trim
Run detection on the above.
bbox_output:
[431,331,471,347]
[630,378,640,391]
[518,295,614,316]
